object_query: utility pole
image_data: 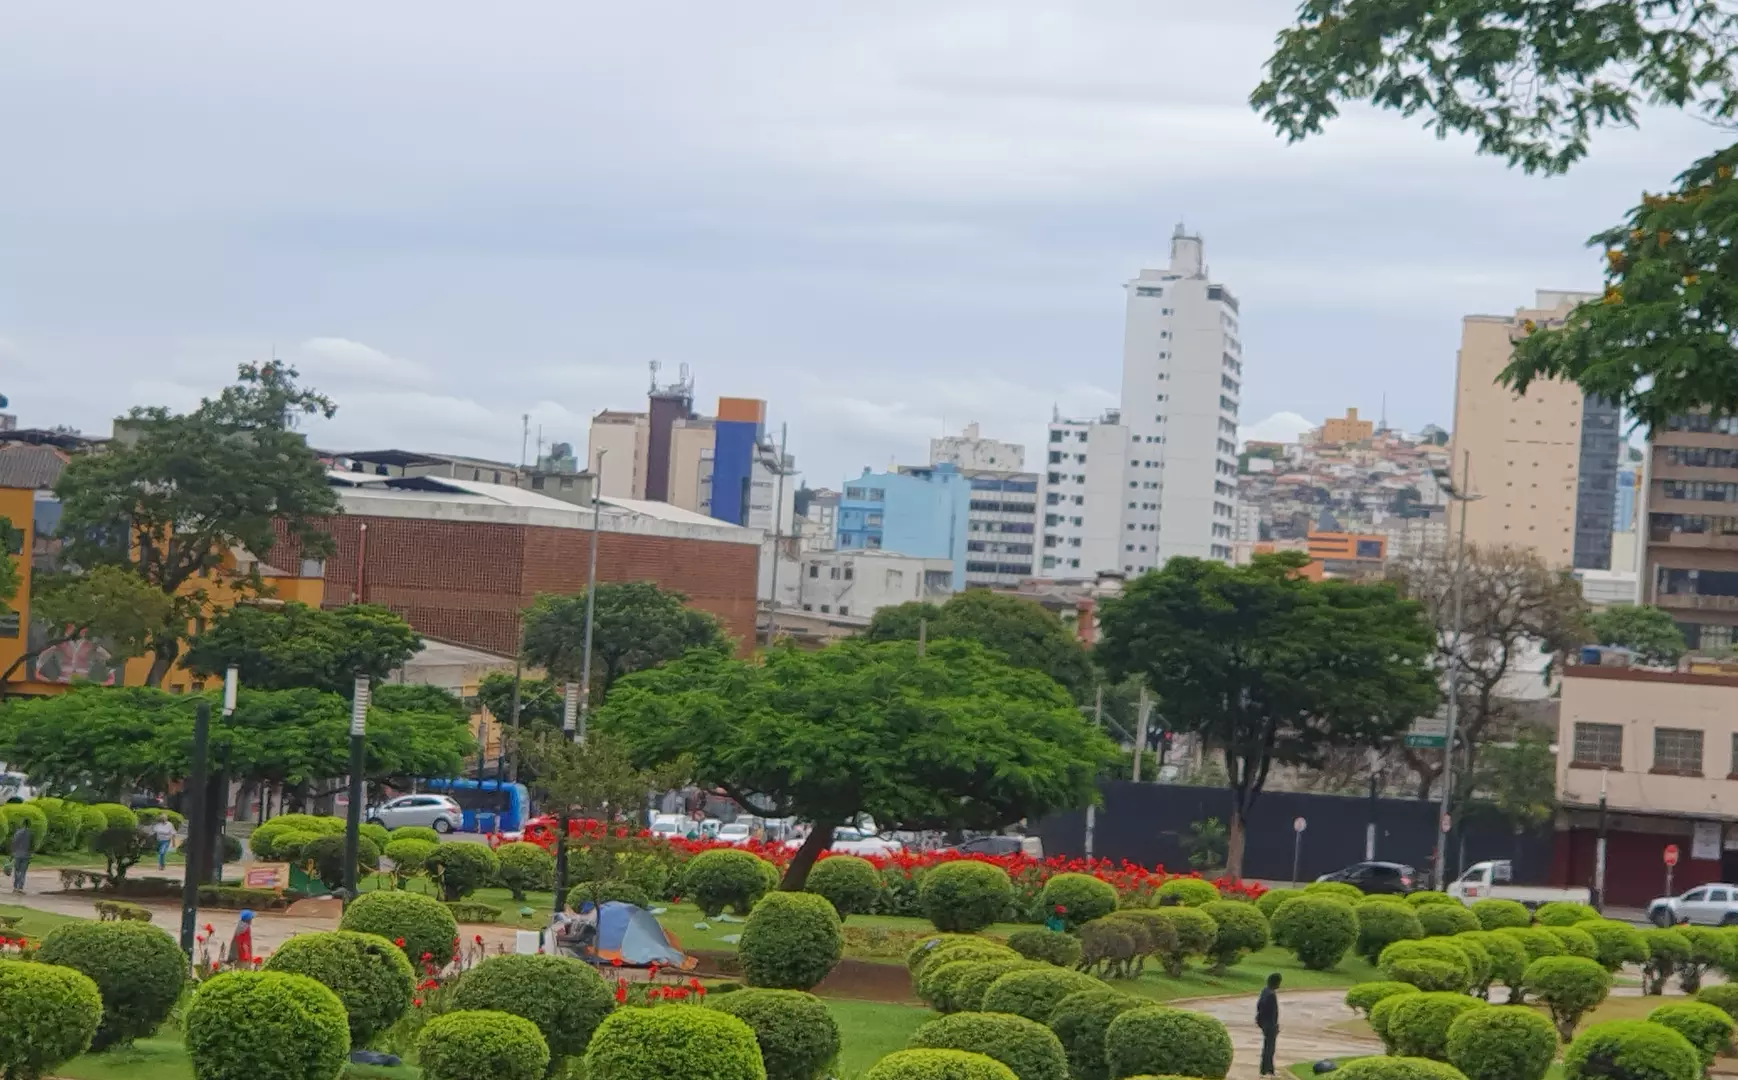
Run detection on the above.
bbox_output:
[1085,686,1102,859]
[917,618,927,657]
[342,674,370,897]
[576,450,605,744]
[1132,688,1152,782]
[763,423,790,648]
[1594,768,1609,910]
[179,698,212,956]
[1365,746,1380,861]
[1434,450,1477,889]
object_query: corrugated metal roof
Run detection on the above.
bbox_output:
[0,444,69,490]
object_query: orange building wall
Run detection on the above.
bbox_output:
[0,488,34,685]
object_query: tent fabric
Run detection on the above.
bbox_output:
[589,901,697,970]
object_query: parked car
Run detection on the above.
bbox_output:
[1316,861,1418,895]
[1443,859,1592,909]
[716,822,753,846]
[648,814,686,839]
[1647,883,1738,926]
[783,826,903,856]
[951,834,1044,858]
[367,794,462,833]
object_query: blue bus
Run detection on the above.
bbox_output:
[422,778,532,833]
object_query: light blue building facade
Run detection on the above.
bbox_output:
[1614,465,1639,532]
[836,464,972,589]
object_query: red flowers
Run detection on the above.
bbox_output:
[614,980,628,1004]
[1053,904,1067,914]
[394,937,406,947]
[421,952,433,961]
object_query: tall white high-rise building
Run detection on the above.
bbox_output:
[1039,409,1130,578]
[1115,227,1241,571]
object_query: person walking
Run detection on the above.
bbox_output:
[8,822,32,894]
[1256,971,1282,1077]
[152,816,176,870]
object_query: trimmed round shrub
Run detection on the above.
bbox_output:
[390,824,441,845]
[1271,895,1357,970]
[1362,893,1413,906]
[383,837,436,876]
[340,890,459,969]
[0,959,102,1079]
[1371,994,1408,1053]
[1006,929,1082,968]
[35,919,186,1049]
[1386,957,1473,993]
[584,1005,765,1080]
[1255,887,1302,918]
[710,988,840,1080]
[1151,906,1217,961]
[1103,1006,1234,1080]
[1346,981,1421,1016]
[450,954,614,1063]
[263,930,414,1046]
[685,849,776,917]
[1451,934,1492,995]
[1537,901,1599,926]
[36,797,84,852]
[740,891,844,991]
[1471,899,1531,931]
[1678,925,1729,992]
[1201,900,1268,971]
[418,1009,549,1080]
[1333,1056,1471,1080]
[1547,926,1599,960]
[90,802,138,831]
[300,834,382,891]
[1406,891,1459,908]
[185,971,349,1080]
[1697,982,1738,1021]
[1641,927,1691,994]
[494,841,555,900]
[1445,1006,1557,1080]
[76,803,107,843]
[1386,991,1488,1060]
[260,828,319,863]
[358,821,390,850]
[981,968,1102,1024]
[1418,903,1481,937]
[265,813,345,834]
[1582,920,1648,972]
[865,1049,1018,1080]
[910,1012,1069,1080]
[568,880,652,909]
[1041,872,1120,927]
[914,942,1022,1001]
[1047,989,1141,1080]
[1523,955,1612,1039]
[2,803,48,851]
[908,934,982,977]
[425,841,499,901]
[1498,926,1566,962]
[1155,877,1220,908]
[806,855,883,918]
[1647,1002,1735,1069]
[1380,940,1473,992]
[1472,930,1530,994]
[937,959,1038,1015]
[1304,880,1365,902]
[920,861,1015,933]
[1357,900,1426,961]
[1563,1020,1701,1080]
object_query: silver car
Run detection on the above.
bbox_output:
[368,794,463,833]
[1648,883,1738,926]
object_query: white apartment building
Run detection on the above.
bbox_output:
[918,423,1039,587]
[797,489,839,553]
[1039,409,1130,578]
[767,549,955,620]
[931,423,1025,471]
[1117,227,1242,571]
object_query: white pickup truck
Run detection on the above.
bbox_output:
[1444,860,1592,909]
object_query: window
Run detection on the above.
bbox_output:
[868,488,885,501]
[829,567,841,580]
[843,567,853,580]
[1572,723,1622,768]
[820,605,830,614]
[809,565,819,578]
[845,487,866,499]
[802,603,812,611]
[1654,727,1704,775]
[839,607,849,617]
[1135,286,1163,297]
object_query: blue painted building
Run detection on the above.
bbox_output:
[837,464,972,589]
[1614,465,1639,532]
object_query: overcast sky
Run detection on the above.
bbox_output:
[0,1,1719,486]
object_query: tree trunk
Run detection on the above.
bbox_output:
[779,823,836,891]
[145,638,180,688]
[551,810,570,918]
[1225,811,1247,880]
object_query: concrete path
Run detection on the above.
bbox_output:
[1175,989,1380,1080]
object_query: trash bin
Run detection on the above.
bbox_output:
[477,812,497,836]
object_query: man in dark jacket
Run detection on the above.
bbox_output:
[1256,971,1282,1076]
[8,824,31,894]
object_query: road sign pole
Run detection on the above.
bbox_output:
[1292,817,1307,885]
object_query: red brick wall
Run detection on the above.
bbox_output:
[273,516,759,655]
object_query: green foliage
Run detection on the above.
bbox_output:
[1582,920,1649,972]
[357,822,389,850]
[35,920,185,1050]
[1676,926,1730,993]
[1641,928,1692,996]
[1380,940,1474,994]
[1647,1002,1736,1069]
[1331,1058,1470,1080]
[339,890,459,968]
[1469,930,1529,994]
[1406,892,1458,908]
[390,825,440,845]
[493,841,555,901]
[1255,888,1302,918]
[1103,1005,1235,1080]
[1304,881,1365,902]
[864,590,1094,697]
[1563,1020,1702,1080]
[1357,900,1426,962]
[262,930,413,1047]
[425,841,499,901]
[1201,900,1268,972]
[1546,926,1599,961]
[980,967,1103,1024]
[920,861,1015,933]
[1155,878,1220,908]
[912,941,1022,1001]
[383,838,436,883]
[417,1009,549,1080]
[936,959,1037,1015]
[1499,927,1566,962]
[89,825,151,886]
[0,959,103,1080]
[1386,992,1488,1060]
[1588,606,1688,666]
[13,566,177,688]
[685,849,776,917]
[739,891,844,991]
[1149,906,1217,964]
[908,935,987,976]
[300,834,381,892]
[1006,929,1082,968]
[1698,982,1738,1021]
[708,989,839,1080]
[1523,955,1613,1039]
[32,798,80,853]
[1040,872,1119,926]
[1346,981,1421,1017]
[1,803,47,851]
[909,1011,1070,1080]
[1047,988,1142,1080]
[92,802,138,831]
[1471,899,1531,931]
[1537,902,1599,927]
[583,1005,766,1080]
[185,970,350,1080]
[451,954,615,1064]
[1271,895,1358,970]
[1417,904,1480,937]
[184,602,423,695]
[806,855,883,918]
[1451,934,1493,997]
[1445,1006,1558,1080]
[864,1049,1018,1080]
[568,880,651,909]
[1370,995,1408,1054]
[521,581,730,693]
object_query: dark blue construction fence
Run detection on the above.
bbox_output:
[1034,781,1554,886]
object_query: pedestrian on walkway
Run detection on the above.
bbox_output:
[8,823,31,894]
[227,910,255,966]
[152,817,176,870]
[1256,971,1281,1077]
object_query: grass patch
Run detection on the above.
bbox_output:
[1120,946,1385,1003]
[1291,1063,1566,1080]
[56,1036,416,1080]
[830,999,931,1078]
[0,902,86,940]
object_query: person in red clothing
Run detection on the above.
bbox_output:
[227,910,255,965]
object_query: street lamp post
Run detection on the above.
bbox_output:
[1432,451,1480,889]
[179,666,238,954]
[575,450,605,744]
[343,674,370,897]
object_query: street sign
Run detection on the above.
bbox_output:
[1664,844,1680,867]
[1293,816,1307,833]
[1406,713,1448,749]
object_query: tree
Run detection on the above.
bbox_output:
[1389,545,1589,801]
[53,363,342,686]
[1252,0,1738,427]
[519,582,730,701]
[182,602,423,694]
[1,568,177,695]
[0,517,20,620]
[475,672,561,732]
[1096,552,1439,876]
[864,590,1095,698]
[1588,604,1687,666]
[1473,733,1557,836]
[596,638,1115,889]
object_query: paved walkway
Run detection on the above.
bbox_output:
[1178,989,1380,1080]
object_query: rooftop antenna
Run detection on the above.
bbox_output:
[520,414,530,468]
[1380,392,1388,433]
[648,360,661,394]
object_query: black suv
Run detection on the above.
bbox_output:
[1316,861,1418,894]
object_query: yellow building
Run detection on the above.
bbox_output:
[1319,408,1374,446]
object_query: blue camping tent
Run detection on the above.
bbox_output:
[589,902,696,970]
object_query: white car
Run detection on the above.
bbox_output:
[648,815,686,839]
[716,822,753,846]
[367,794,462,833]
[1648,883,1738,927]
[785,826,903,856]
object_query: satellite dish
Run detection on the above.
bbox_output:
[0,394,9,408]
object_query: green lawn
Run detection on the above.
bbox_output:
[1120,946,1383,1003]
[57,1037,415,1080]
[829,1000,931,1078]
[0,901,86,940]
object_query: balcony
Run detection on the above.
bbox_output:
[1656,592,1738,612]
[1650,529,1738,551]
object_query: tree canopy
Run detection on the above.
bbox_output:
[0,517,20,620]
[1,567,177,695]
[182,602,423,694]
[475,672,561,733]
[595,637,1116,887]
[1096,552,1439,876]
[519,581,730,698]
[1251,0,1738,426]
[53,363,342,686]
[864,590,1094,697]
[1587,603,1688,666]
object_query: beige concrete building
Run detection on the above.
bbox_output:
[1451,290,1620,570]
[1319,408,1374,446]
[1645,411,1738,653]
[588,410,650,500]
